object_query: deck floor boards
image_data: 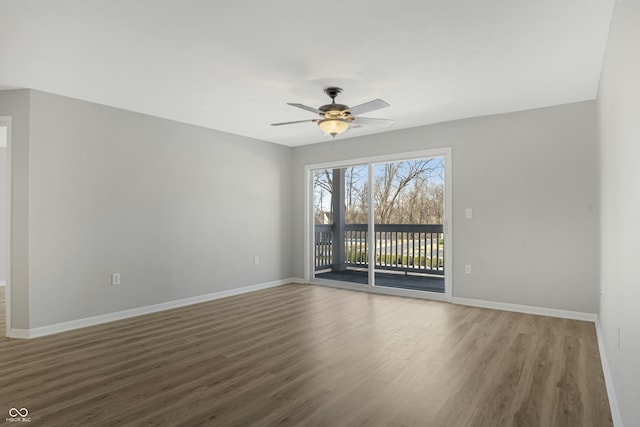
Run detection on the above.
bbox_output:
[316,269,445,292]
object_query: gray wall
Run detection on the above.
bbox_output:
[8,89,293,329]
[598,0,640,425]
[0,138,6,283]
[0,89,31,329]
[292,101,599,313]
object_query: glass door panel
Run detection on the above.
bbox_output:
[372,158,446,293]
[313,165,369,285]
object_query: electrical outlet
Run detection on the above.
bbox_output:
[465,208,473,219]
[254,256,260,266]
[465,264,472,275]
[111,273,121,286]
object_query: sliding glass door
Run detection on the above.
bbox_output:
[308,150,450,299]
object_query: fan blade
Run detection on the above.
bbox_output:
[348,99,389,116]
[351,117,394,128]
[271,119,318,126]
[287,103,322,114]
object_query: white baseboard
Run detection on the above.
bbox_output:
[307,282,589,317]
[595,318,624,427]
[9,278,294,339]
[452,297,597,322]
[9,328,30,339]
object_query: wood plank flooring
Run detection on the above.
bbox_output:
[0,284,612,426]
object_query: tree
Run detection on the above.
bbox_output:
[373,159,442,224]
[313,170,333,223]
[313,159,444,225]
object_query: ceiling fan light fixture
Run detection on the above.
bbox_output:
[271,87,392,136]
[318,118,349,137]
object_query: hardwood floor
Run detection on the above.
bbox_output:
[0,284,611,426]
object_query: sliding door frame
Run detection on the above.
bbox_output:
[1,116,12,336]
[304,147,453,302]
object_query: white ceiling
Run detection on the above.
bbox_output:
[0,0,615,147]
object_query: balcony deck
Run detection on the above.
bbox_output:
[315,269,445,293]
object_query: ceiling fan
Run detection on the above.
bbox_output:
[271,87,393,137]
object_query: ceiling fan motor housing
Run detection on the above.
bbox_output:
[320,87,351,119]
[319,103,349,112]
[324,87,343,100]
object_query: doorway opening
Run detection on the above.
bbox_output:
[307,149,452,300]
